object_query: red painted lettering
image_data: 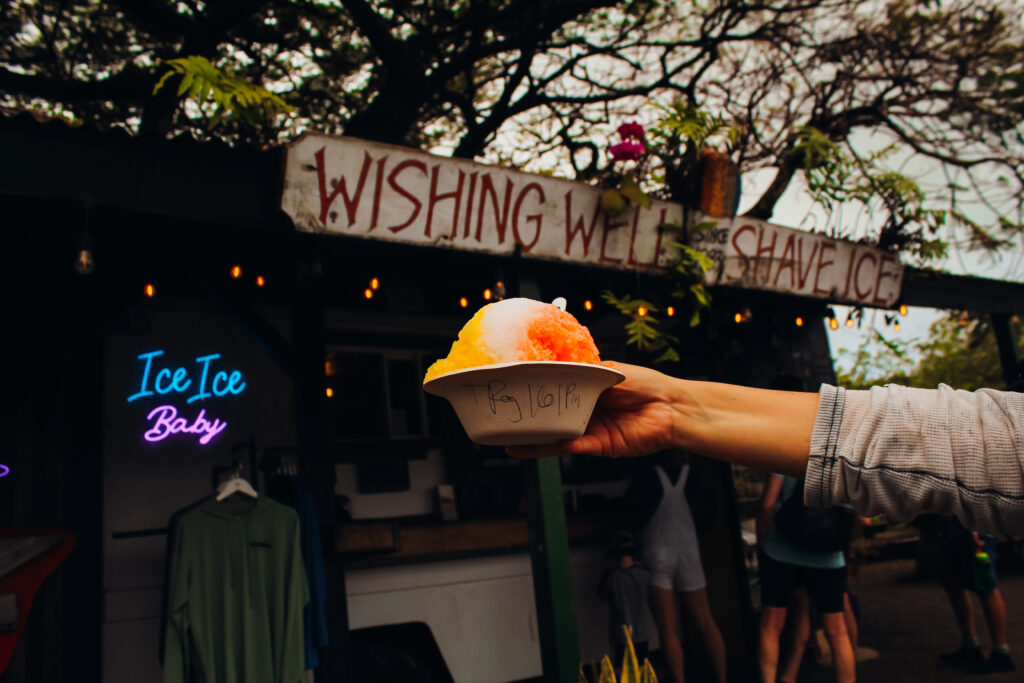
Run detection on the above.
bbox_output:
[626,207,643,266]
[773,233,797,289]
[369,156,387,231]
[315,148,373,227]
[476,175,514,243]
[600,213,628,264]
[754,226,779,285]
[463,172,478,238]
[512,182,545,252]
[853,251,878,300]
[795,240,819,290]
[563,190,602,257]
[386,159,427,233]
[728,224,757,283]
[425,166,465,238]
[813,243,836,296]
[872,254,899,306]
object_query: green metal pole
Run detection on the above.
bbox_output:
[524,457,580,683]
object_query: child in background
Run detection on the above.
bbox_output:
[598,531,652,666]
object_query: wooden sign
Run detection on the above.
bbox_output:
[690,216,904,307]
[281,134,680,272]
[281,134,904,307]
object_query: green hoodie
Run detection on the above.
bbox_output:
[164,496,309,683]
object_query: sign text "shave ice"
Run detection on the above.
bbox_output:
[127,350,247,446]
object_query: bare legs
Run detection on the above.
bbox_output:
[649,584,727,683]
[761,598,855,683]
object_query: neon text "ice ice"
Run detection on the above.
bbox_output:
[126,350,247,404]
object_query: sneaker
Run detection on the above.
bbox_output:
[969,650,1015,674]
[940,644,983,666]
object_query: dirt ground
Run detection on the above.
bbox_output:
[791,554,1024,682]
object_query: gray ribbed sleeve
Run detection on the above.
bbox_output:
[804,383,1024,535]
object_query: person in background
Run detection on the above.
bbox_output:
[597,531,652,669]
[935,516,1015,674]
[629,451,727,683]
[507,362,1024,535]
[757,473,855,683]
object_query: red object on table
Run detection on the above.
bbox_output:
[0,528,76,675]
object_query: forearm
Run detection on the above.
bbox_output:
[671,379,819,478]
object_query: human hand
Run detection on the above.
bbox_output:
[506,362,683,459]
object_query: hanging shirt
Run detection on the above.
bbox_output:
[163,496,309,683]
[267,476,329,670]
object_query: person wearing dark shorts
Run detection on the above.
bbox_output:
[757,474,855,683]
[936,517,1015,674]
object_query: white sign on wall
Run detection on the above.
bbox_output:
[281,134,680,271]
[281,134,904,306]
[691,216,904,307]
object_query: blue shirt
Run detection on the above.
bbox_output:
[763,475,846,570]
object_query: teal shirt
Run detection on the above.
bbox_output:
[164,496,309,683]
[763,475,846,570]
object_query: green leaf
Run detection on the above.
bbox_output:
[620,176,651,209]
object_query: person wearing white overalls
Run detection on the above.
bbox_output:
[632,450,727,683]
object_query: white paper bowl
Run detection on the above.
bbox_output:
[423,361,625,446]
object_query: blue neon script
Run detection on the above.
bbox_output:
[126,350,247,404]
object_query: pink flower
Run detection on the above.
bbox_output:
[617,121,645,140]
[609,139,646,162]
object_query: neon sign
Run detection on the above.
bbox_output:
[128,350,246,447]
[0,464,9,478]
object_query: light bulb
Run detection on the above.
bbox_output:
[828,318,839,330]
[483,288,493,300]
[894,322,901,332]
[370,277,380,290]
[326,387,334,398]
[74,249,95,275]
[899,304,908,316]
[584,300,593,311]
[734,312,743,323]
[846,318,855,328]
[637,306,648,317]
[74,229,95,275]
[144,283,155,298]
[231,265,242,279]
[256,275,266,287]
[667,306,675,317]
[363,288,373,299]
[459,297,469,308]
[795,316,804,327]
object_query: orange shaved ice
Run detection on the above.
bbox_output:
[424,298,601,382]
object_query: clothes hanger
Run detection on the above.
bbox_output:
[215,463,258,501]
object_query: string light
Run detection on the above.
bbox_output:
[898,304,908,316]
[637,306,648,317]
[370,277,380,290]
[828,317,839,330]
[795,316,804,327]
[666,306,675,317]
[846,316,855,328]
[584,300,593,311]
[363,288,373,299]
[734,312,743,323]
[894,322,901,333]
[483,288,493,301]
[231,265,242,279]
[144,283,155,298]
[326,387,334,398]
[256,275,266,287]
[459,297,469,308]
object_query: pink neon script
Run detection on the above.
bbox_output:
[144,405,228,446]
